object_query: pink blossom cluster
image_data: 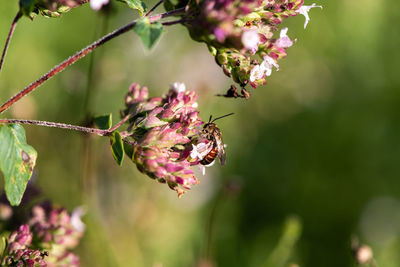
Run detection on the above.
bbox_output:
[28,204,84,267]
[3,225,47,267]
[1,203,85,267]
[123,83,212,197]
[177,0,321,89]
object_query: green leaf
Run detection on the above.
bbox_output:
[117,0,147,16]
[133,17,164,50]
[0,235,9,257]
[163,0,175,12]
[110,131,124,166]
[94,114,112,130]
[0,124,37,206]
[123,142,134,161]
[19,0,37,18]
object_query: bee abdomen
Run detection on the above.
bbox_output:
[200,147,218,165]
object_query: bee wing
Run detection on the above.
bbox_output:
[215,137,226,166]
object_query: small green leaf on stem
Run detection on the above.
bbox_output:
[19,0,37,18]
[163,0,175,12]
[123,142,134,161]
[0,124,37,206]
[133,17,164,50]
[117,0,147,16]
[110,131,124,166]
[94,114,112,130]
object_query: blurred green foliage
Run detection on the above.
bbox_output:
[1,0,400,266]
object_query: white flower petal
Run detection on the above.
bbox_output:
[261,55,279,77]
[276,27,293,48]
[170,82,186,93]
[71,206,86,232]
[241,30,260,52]
[90,0,109,10]
[280,27,289,38]
[250,65,264,82]
[297,3,322,29]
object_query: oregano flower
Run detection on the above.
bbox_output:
[170,0,321,91]
[122,83,220,197]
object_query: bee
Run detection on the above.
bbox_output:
[200,113,234,166]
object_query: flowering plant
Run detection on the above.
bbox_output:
[0,1,321,264]
[0,201,84,266]
[175,0,322,95]
[122,82,221,197]
[0,0,321,204]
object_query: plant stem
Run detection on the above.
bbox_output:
[0,12,22,73]
[0,119,109,135]
[108,114,132,132]
[145,0,165,16]
[0,114,134,136]
[0,8,186,115]
[82,12,110,118]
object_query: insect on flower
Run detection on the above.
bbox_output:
[199,113,234,166]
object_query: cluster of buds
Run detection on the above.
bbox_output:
[20,0,88,18]
[3,225,47,267]
[173,0,321,91]
[122,83,215,197]
[0,203,84,267]
[28,204,84,266]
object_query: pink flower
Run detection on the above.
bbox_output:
[124,83,211,197]
[276,28,293,48]
[241,30,260,53]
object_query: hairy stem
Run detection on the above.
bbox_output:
[0,119,109,135]
[0,12,22,73]
[0,114,134,136]
[108,114,132,133]
[0,8,186,115]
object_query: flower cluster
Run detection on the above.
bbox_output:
[21,0,88,18]
[28,204,84,267]
[3,225,47,267]
[123,83,214,197]
[174,0,321,91]
[0,203,85,267]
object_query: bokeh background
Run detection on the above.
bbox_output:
[1,0,400,266]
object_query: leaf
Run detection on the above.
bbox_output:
[0,124,37,206]
[94,114,112,130]
[133,17,164,50]
[19,0,37,18]
[163,0,175,12]
[123,142,134,161]
[117,0,147,16]
[110,131,124,166]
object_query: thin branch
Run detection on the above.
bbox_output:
[0,12,22,73]
[0,7,186,115]
[108,114,132,133]
[82,12,110,118]
[0,119,109,136]
[0,113,135,137]
[122,138,136,146]
[145,0,165,17]
[162,18,189,26]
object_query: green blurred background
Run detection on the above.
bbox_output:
[1,0,400,266]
